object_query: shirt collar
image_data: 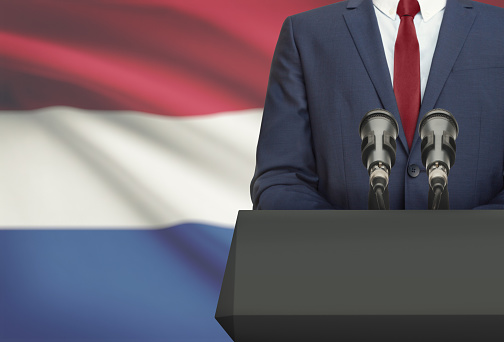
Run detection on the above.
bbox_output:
[373,0,446,22]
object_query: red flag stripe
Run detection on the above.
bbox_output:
[0,0,335,116]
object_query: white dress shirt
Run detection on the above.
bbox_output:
[373,0,446,101]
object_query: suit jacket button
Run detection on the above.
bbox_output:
[408,164,420,178]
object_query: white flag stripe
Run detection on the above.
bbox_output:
[0,107,262,228]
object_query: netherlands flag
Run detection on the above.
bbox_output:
[1,0,503,341]
[0,1,335,341]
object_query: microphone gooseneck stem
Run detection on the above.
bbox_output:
[431,187,443,210]
[375,187,386,210]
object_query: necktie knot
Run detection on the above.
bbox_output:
[397,0,420,18]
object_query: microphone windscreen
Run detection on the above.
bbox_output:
[359,109,399,171]
[419,109,459,170]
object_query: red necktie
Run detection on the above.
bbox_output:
[394,0,421,149]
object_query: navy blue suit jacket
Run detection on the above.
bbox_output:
[251,0,504,209]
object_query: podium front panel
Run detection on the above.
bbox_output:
[216,210,504,341]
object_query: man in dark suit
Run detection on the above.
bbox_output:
[251,0,504,210]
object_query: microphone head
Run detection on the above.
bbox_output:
[359,109,399,171]
[359,109,399,140]
[419,109,459,140]
[418,109,459,171]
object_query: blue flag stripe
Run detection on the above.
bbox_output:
[0,224,234,341]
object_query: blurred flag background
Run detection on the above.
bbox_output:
[0,0,502,341]
[0,1,335,341]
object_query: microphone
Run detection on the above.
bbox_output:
[418,109,459,210]
[359,109,399,210]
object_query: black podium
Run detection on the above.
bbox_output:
[216,210,504,342]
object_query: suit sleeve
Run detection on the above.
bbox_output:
[472,197,504,209]
[472,182,504,209]
[250,17,336,210]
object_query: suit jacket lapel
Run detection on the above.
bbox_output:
[412,0,477,152]
[343,0,408,152]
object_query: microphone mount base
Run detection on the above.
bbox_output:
[428,163,449,210]
[368,163,390,210]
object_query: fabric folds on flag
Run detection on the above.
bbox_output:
[0,1,336,341]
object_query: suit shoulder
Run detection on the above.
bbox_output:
[469,0,504,39]
[289,1,349,25]
[471,1,504,21]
